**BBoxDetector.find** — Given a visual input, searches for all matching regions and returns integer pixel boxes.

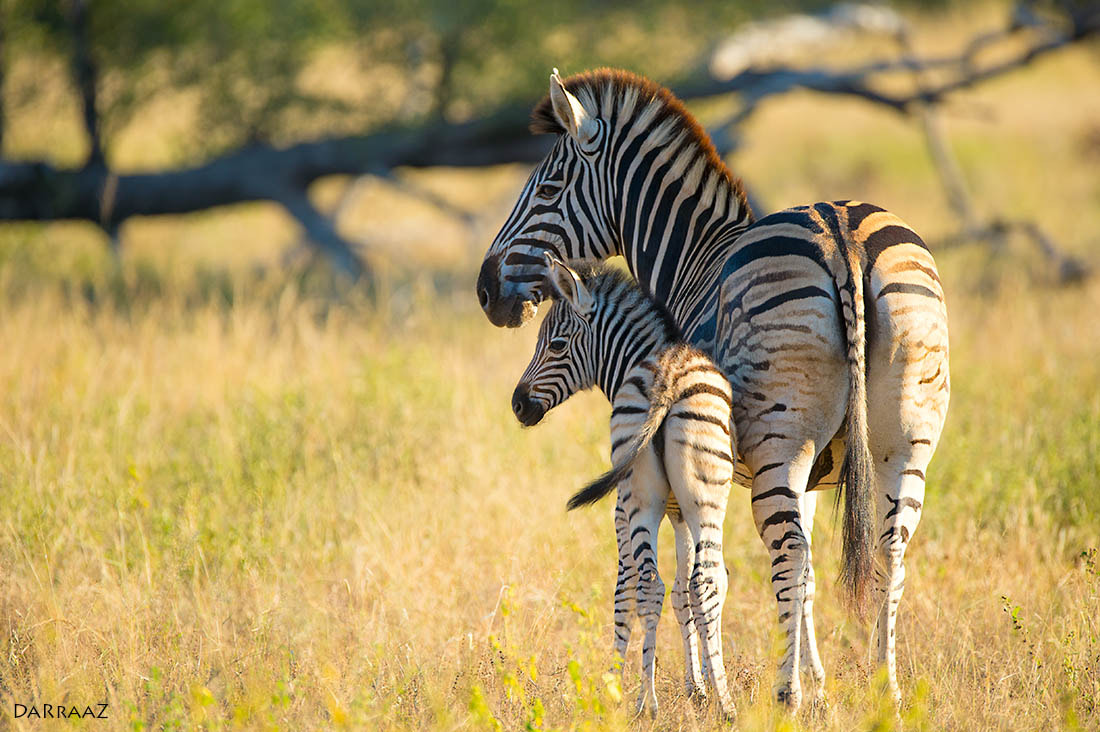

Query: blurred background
[0,1,1098,729]
[3,0,1096,288]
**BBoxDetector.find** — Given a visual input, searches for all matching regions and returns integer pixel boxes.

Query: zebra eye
[535,182,561,200]
[548,338,568,354]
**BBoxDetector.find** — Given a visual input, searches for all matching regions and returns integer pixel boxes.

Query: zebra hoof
[686,683,708,707]
[635,690,658,719]
[774,683,802,711]
[807,690,829,720]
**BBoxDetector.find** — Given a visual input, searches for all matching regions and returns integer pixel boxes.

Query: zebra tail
[566,372,676,511]
[837,247,876,617]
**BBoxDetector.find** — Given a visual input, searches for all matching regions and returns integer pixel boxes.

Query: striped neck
[575,75,755,347]
[530,70,756,348]
[612,151,753,347]
[585,275,679,399]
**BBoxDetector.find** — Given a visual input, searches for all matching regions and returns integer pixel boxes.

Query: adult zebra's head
[477,69,616,328]
[511,256,598,426]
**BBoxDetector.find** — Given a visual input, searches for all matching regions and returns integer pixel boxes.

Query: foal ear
[544,254,595,316]
[549,69,599,147]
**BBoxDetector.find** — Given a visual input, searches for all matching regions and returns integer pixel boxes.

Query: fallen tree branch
[0,113,557,277]
[688,4,1098,117]
[896,7,1091,283]
[0,107,562,216]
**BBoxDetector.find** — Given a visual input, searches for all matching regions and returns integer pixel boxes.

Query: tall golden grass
[1,5,1098,730]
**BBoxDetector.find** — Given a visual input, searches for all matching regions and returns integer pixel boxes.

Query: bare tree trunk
[67,0,104,169]
[430,30,462,122]
[895,27,982,233]
[0,1,6,155]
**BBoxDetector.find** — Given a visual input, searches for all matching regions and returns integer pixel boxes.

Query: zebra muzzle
[511,384,545,426]
[477,254,538,328]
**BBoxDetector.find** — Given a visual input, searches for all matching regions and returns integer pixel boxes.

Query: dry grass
[1,5,1099,730]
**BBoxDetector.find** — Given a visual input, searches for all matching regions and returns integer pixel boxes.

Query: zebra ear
[550,69,599,147]
[544,254,595,316]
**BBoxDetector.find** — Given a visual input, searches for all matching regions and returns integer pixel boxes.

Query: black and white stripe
[511,259,736,718]
[480,68,949,710]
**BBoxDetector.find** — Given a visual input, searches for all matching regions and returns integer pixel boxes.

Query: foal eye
[548,338,568,354]
[535,183,561,200]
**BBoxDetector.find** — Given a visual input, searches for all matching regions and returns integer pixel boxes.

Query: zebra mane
[560,262,682,344]
[529,68,749,211]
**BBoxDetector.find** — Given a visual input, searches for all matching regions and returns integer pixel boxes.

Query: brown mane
[529,68,749,211]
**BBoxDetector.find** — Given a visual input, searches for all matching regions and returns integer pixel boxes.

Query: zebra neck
[592,311,671,400]
[613,162,753,346]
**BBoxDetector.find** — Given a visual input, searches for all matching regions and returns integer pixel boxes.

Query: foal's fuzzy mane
[555,263,682,344]
[530,68,749,208]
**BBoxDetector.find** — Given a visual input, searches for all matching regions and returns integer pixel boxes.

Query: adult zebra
[477,68,949,710]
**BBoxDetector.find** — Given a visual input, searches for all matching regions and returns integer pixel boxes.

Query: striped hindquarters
[609,344,735,485]
[712,200,948,462]
[713,204,852,456]
[842,199,950,459]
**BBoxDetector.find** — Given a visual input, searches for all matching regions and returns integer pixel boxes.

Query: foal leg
[668,506,705,699]
[622,450,669,718]
[611,493,637,671]
[683,496,734,718]
[663,422,735,717]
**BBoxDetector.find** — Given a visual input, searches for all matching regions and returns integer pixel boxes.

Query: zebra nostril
[478,284,490,309]
[513,398,524,417]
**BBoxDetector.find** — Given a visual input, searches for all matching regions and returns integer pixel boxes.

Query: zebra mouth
[489,296,538,329]
[512,385,546,426]
[477,254,539,328]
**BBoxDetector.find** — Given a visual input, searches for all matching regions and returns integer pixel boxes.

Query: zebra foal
[511,256,736,718]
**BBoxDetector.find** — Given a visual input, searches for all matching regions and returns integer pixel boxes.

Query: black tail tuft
[566,463,631,510]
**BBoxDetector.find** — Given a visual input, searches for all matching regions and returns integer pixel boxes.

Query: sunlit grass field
[2,6,1099,730]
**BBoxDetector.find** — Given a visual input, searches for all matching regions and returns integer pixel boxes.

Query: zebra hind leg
[688,516,734,719]
[621,451,669,718]
[611,494,637,675]
[798,490,828,712]
[749,457,815,711]
[665,435,735,718]
[668,508,706,701]
[873,451,927,706]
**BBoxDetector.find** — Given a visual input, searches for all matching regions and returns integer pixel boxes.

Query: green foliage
[2,0,787,159]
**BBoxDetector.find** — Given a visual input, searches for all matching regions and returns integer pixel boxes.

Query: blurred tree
[0,0,1094,278]
[4,0,779,159]
[0,0,775,276]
